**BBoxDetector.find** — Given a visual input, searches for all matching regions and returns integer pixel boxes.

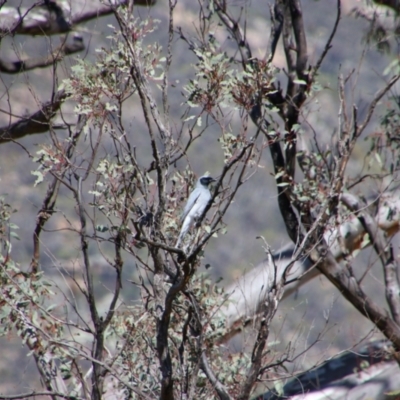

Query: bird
[176,175,216,248]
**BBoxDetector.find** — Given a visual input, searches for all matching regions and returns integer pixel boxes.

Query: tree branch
[311,0,341,79]
[357,74,400,137]
[200,352,232,400]
[342,192,400,326]
[0,0,156,36]
[0,90,67,144]
[218,188,400,340]
[72,0,157,27]
[266,133,302,245]
[0,35,84,74]
[74,176,104,400]
[238,285,283,400]
[213,0,252,69]
[289,0,308,81]
[0,391,78,400]
[30,177,61,273]
[263,339,395,398]
[267,2,284,63]
[314,246,400,350]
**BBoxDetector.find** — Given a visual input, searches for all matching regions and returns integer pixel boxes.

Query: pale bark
[0,0,156,36]
[219,188,400,336]
[0,90,66,144]
[262,340,399,400]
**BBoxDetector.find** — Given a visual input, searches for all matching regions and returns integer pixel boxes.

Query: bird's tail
[175,231,184,248]
[176,220,190,248]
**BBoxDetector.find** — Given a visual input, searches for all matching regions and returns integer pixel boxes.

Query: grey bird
[176,175,216,248]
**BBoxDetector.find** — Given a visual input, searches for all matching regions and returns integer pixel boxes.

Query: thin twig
[312,0,341,78]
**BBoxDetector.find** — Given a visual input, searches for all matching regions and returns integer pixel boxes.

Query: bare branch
[0,1,70,36]
[384,247,400,327]
[0,391,78,400]
[200,352,232,400]
[0,90,66,144]
[281,1,296,79]
[265,133,302,245]
[103,232,123,327]
[288,0,308,81]
[276,0,310,179]
[0,0,156,36]
[238,286,283,400]
[30,177,61,273]
[219,188,400,339]
[266,2,284,63]
[74,176,104,400]
[263,339,396,399]
[0,34,84,74]
[342,192,400,326]
[312,0,341,78]
[357,74,400,136]
[314,246,400,350]
[71,0,157,28]
[213,0,252,68]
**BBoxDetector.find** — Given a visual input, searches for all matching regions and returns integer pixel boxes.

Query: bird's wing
[181,188,201,222]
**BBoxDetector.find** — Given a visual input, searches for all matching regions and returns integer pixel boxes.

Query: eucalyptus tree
[0,1,399,399]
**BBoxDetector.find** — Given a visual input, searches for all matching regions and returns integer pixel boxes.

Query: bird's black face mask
[200,176,215,186]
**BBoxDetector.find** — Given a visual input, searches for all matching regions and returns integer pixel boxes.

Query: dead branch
[200,352,233,400]
[219,188,400,339]
[213,0,252,68]
[238,286,283,400]
[315,246,400,349]
[0,0,156,36]
[262,339,397,399]
[342,192,400,326]
[0,392,78,400]
[357,74,400,136]
[311,0,341,79]
[0,90,66,144]
[0,34,84,74]
[266,2,284,63]
[74,176,105,400]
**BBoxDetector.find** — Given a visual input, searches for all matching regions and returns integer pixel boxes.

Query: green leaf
[46,304,57,312]
[10,231,20,240]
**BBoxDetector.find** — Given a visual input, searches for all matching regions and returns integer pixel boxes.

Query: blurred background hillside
[0,0,399,394]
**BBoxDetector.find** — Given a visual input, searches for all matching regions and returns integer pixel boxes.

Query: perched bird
[176,175,216,248]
